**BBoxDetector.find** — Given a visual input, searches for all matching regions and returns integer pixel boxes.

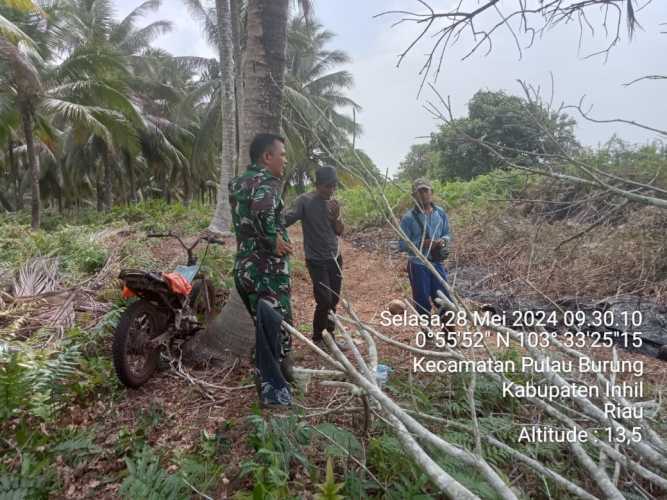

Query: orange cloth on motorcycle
[163,272,193,296]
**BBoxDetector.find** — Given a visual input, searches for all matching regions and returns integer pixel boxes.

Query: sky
[115,0,667,175]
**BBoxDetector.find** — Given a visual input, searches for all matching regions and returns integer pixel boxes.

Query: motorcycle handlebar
[147,232,225,248]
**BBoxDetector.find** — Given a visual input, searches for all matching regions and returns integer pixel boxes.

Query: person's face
[316,182,336,200]
[261,140,287,177]
[416,187,432,207]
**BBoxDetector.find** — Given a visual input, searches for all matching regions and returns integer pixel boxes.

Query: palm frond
[306,50,350,80]
[39,98,115,146]
[0,13,39,49]
[0,37,41,92]
[12,257,59,297]
[119,20,173,54]
[52,46,129,81]
[46,79,144,127]
[111,0,162,43]
[190,91,220,168]
[3,0,42,13]
[173,55,217,73]
[128,77,184,105]
[304,70,354,94]
[180,0,218,47]
[89,0,115,39]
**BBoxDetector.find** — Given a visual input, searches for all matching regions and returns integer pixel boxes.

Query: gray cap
[412,177,432,192]
[315,165,338,185]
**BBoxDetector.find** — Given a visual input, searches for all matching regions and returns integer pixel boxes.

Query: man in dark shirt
[285,166,350,351]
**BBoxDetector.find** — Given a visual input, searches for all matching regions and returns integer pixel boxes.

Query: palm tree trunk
[96,161,104,212]
[0,190,13,212]
[163,163,171,204]
[168,164,178,203]
[231,0,243,174]
[55,161,65,214]
[238,0,290,169]
[20,102,40,229]
[195,0,290,365]
[296,166,305,194]
[8,137,21,211]
[103,149,113,211]
[155,161,169,202]
[124,150,136,204]
[182,166,192,207]
[56,186,63,214]
[209,0,237,235]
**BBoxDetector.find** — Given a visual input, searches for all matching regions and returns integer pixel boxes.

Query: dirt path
[289,225,408,329]
[62,226,666,498]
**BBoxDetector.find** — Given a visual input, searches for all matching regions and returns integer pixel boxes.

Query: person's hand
[422,239,433,249]
[275,234,293,256]
[327,199,340,221]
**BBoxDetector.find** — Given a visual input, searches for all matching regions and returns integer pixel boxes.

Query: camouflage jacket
[229,164,290,276]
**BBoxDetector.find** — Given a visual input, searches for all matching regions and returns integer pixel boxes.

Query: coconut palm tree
[238,0,291,164]
[0,1,51,228]
[181,0,235,232]
[282,17,361,192]
[1,0,220,216]
[208,0,236,234]
[0,91,22,210]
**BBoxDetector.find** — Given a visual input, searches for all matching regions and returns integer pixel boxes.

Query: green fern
[174,455,222,497]
[51,434,102,467]
[0,353,31,422]
[434,451,505,500]
[239,415,315,498]
[25,344,83,419]
[119,446,186,500]
[385,474,434,500]
[0,454,53,500]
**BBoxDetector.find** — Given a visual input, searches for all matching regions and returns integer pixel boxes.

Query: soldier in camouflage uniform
[229,133,293,407]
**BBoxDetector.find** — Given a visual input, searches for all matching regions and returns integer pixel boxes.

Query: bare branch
[623,74,667,86]
[565,96,667,137]
[375,1,648,86]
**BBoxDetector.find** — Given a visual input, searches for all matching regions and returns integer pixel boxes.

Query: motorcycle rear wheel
[112,299,165,388]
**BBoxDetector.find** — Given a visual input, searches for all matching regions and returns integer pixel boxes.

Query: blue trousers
[408,260,451,316]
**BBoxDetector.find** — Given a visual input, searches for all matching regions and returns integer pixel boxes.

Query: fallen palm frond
[1,251,120,344]
[12,257,59,297]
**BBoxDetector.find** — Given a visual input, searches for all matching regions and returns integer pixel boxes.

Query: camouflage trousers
[234,260,293,356]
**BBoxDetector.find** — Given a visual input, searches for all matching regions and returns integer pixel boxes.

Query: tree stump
[182,287,255,365]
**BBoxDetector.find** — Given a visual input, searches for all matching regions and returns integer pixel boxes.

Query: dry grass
[453,203,666,303]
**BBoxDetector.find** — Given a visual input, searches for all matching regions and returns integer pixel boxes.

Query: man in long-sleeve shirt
[399,178,452,319]
[285,166,349,351]
[229,133,293,408]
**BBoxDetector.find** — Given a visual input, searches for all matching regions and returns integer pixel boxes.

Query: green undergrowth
[119,429,225,500]
[2,195,653,497]
[337,169,528,229]
[0,200,234,286]
[0,201,235,497]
